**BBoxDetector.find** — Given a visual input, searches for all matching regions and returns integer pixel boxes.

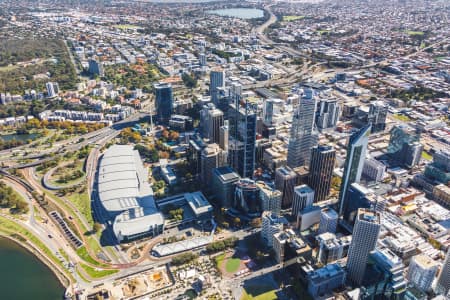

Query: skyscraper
[200,104,224,144]
[275,166,298,209]
[346,209,381,285]
[154,83,173,123]
[343,182,378,226]
[309,145,336,202]
[318,207,339,234]
[219,124,229,151]
[316,99,340,131]
[367,101,388,133]
[403,142,423,169]
[46,82,59,98]
[362,157,386,182]
[437,249,450,296]
[234,179,261,217]
[338,124,371,216]
[200,143,226,187]
[263,98,284,126]
[287,88,318,168]
[211,166,240,208]
[199,53,206,66]
[408,254,439,292]
[210,68,225,105]
[257,182,282,216]
[228,95,257,178]
[387,124,422,168]
[88,58,104,77]
[424,149,450,184]
[292,184,314,217]
[261,211,287,248]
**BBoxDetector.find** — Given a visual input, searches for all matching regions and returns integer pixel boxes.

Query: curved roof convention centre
[97,145,164,241]
[98,144,156,212]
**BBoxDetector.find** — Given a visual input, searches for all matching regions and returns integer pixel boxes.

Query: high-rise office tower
[292,184,314,217]
[263,98,284,126]
[424,149,450,185]
[275,166,298,209]
[408,254,439,292]
[316,99,340,130]
[261,211,286,248]
[338,124,371,216]
[219,123,229,151]
[346,209,381,285]
[368,247,408,299]
[46,82,59,98]
[200,104,224,144]
[309,145,336,202]
[199,53,206,66]
[403,142,423,169]
[154,83,173,123]
[343,182,378,226]
[228,94,257,178]
[387,124,422,168]
[287,88,318,169]
[368,101,388,133]
[318,207,339,234]
[88,58,104,77]
[211,166,240,207]
[362,157,386,182]
[257,182,282,216]
[317,232,349,265]
[437,249,450,296]
[200,143,226,187]
[210,68,225,105]
[234,179,261,217]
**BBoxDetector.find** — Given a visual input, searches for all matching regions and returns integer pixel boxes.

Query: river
[0,237,65,300]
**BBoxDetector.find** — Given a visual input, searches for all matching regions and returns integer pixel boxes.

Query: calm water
[0,237,65,300]
[0,133,38,142]
[207,8,264,19]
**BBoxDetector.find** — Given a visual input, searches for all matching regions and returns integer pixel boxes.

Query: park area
[282,15,305,22]
[241,278,279,300]
[215,252,248,278]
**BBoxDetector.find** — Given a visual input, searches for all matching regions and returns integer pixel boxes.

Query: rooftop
[98,144,155,212]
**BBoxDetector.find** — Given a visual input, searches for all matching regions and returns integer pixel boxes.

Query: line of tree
[205,237,238,254]
[171,252,199,266]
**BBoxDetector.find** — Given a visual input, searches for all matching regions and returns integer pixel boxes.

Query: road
[1,112,147,169]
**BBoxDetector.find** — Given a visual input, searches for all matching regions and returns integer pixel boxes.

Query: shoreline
[0,233,71,291]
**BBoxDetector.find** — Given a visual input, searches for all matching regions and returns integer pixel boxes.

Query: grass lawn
[0,65,19,72]
[241,285,277,300]
[282,15,304,22]
[79,263,118,279]
[76,245,107,267]
[113,24,139,29]
[225,257,241,273]
[406,30,424,36]
[316,29,330,35]
[68,191,93,226]
[215,253,226,267]
[392,114,411,122]
[45,191,88,233]
[50,160,85,186]
[422,151,432,161]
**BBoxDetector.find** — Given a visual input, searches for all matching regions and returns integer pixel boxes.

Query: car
[48,234,53,238]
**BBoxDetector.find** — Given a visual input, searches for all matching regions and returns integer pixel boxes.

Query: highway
[1,112,147,169]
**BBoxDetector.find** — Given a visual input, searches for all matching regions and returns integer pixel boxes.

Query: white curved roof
[98,145,155,212]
